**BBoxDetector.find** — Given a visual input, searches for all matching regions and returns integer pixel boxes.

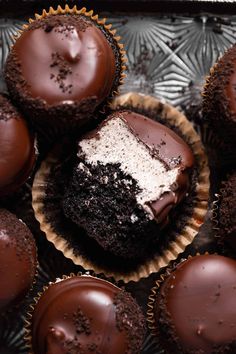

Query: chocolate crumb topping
[73,306,91,335]
[217,172,236,253]
[114,291,146,354]
[50,52,73,94]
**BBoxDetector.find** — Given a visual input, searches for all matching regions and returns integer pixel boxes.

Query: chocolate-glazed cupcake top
[0,209,37,312]
[0,95,35,196]
[9,14,116,106]
[203,44,236,142]
[154,255,236,353]
[31,276,146,354]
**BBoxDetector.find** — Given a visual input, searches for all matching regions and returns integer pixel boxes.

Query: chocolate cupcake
[147,254,236,354]
[26,275,146,354]
[0,209,37,313]
[0,94,36,197]
[32,93,209,282]
[5,5,126,137]
[213,172,236,254]
[63,110,194,259]
[202,43,236,148]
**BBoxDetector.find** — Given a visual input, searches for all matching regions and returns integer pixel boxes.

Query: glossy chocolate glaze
[13,14,116,106]
[0,95,35,196]
[0,209,37,312]
[121,111,194,223]
[155,255,236,353]
[122,111,194,169]
[32,276,145,354]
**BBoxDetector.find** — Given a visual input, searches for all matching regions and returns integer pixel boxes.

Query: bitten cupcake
[0,94,35,197]
[0,209,37,312]
[63,110,194,259]
[26,275,146,354]
[213,172,236,254]
[32,92,209,282]
[147,254,236,354]
[5,5,126,137]
[202,43,236,147]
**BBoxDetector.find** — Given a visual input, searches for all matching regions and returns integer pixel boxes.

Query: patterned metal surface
[111,15,236,108]
[0,9,235,354]
[1,15,236,109]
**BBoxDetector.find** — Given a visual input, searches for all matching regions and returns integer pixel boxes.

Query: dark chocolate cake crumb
[63,161,159,259]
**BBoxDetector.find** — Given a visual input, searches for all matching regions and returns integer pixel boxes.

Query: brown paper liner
[212,193,221,243]
[24,273,122,354]
[32,92,210,283]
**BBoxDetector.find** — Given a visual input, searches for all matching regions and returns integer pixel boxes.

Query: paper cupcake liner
[32,92,209,283]
[212,193,220,236]
[10,5,126,143]
[0,259,40,354]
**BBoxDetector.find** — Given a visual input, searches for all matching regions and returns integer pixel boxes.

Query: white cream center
[78,117,179,219]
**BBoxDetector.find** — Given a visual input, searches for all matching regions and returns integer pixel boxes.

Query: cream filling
[78,117,179,219]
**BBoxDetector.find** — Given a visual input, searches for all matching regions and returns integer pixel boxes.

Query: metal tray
[0,1,235,353]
